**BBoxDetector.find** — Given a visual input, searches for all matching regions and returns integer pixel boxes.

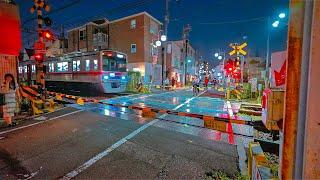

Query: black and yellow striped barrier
[47,91,252,128]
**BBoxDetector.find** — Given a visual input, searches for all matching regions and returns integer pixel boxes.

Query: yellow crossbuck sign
[229,42,247,56]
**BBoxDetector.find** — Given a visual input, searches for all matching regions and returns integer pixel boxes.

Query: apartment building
[167,40,197,84]
[66,12,163,84]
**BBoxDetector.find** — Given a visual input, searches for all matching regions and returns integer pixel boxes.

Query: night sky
[17,0,289,64]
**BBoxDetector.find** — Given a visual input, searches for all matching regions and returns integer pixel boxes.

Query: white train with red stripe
[19,50,128,95]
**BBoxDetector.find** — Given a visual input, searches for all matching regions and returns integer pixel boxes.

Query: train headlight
[121,76,126,80]
[103,75,109,80]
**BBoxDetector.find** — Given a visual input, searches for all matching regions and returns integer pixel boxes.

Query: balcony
[93,33,108,50]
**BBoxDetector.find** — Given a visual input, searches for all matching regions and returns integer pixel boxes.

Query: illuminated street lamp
[279,12,286,19]
[218,55,222,60]
[272,20,279,27]
[214,52,219,57]
[160,35,167,42]
[155,40,162,47]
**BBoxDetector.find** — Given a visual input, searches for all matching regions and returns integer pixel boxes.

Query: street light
[155,40,162,47]
[218,55,222,60]
[279,12,286,19]
[160,35,167,42]
[214,52,219,57]
[272,20,279,27]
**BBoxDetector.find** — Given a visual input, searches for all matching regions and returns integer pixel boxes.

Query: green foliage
[126,71,141,92]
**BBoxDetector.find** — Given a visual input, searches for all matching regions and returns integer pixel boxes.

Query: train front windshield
[102,53,127,72]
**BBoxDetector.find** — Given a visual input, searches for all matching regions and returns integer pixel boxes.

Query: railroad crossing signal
[229,42,247,56]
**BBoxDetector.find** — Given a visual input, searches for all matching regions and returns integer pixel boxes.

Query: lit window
[79,28,86,41]
[93,60,98,70]
[131,44,137,53]
[18,67,23,74]
[32,65,36,73]
[73,60,80,71]
[130,19,136,29]
[51,63,55,72]
[24,66,27,74]
[85,60,90,71]
[57,62,68,72]
[49,63,55,72]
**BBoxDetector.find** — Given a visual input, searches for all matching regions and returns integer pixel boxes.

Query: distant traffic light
[34,53,44,62]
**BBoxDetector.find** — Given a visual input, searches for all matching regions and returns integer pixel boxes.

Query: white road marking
[62,89,204,179]
[0,109,84,136]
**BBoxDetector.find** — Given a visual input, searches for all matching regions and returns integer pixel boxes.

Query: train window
[57,62,68,72]
[73,60,80,71]
[102,53,127,72]
[24,66,27,74]
[85,60,90,71]
[32,65,36,73]
[49,63,55,72]
[18,67,22,74]
[93,60,98,70]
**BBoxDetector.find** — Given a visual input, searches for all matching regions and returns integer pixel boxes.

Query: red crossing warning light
[224,59,235,74]
[42,30,54,40]
[34,53,44,62]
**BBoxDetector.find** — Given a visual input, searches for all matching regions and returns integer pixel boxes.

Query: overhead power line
[52,0,157,31]
[197,16,267,25]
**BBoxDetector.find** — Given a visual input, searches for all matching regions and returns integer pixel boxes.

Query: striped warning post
[248,142,274,180]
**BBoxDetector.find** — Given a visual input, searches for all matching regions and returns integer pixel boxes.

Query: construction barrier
[248,142,274,180]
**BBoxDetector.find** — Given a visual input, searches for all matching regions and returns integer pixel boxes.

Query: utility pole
[265,17,271,88]
[183,24,191,86]
[161,0,169,88]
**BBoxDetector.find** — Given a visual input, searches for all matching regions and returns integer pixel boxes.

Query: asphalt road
[0,89,253,179]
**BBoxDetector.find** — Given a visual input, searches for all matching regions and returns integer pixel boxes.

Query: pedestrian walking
[171,77,176,90]
[1,74,20,126]
[204,76,209,90]
[192,76,200,95]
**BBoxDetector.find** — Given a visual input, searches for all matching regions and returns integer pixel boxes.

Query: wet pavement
[0,88,253,179]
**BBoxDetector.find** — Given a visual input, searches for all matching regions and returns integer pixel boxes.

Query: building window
[93,60,98,70]
[57,62,68,72]
[73,60,80,71]
[32,65,36,73]
[130,19,136,29]
[131,44,137,53]
[149,21,158,34]
[85,60,90,71]
[79,28,86,41]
